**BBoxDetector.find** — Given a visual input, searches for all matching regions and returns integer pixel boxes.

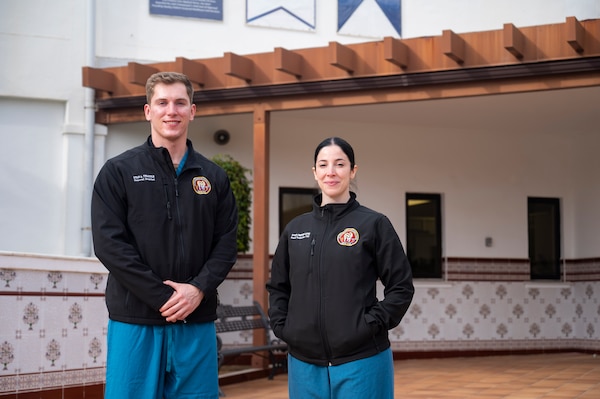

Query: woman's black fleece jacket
[267,193,414,366]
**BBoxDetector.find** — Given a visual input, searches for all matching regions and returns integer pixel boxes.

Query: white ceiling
[279,85,600,135]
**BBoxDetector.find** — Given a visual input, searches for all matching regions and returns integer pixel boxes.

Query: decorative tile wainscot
[0,252,107,395]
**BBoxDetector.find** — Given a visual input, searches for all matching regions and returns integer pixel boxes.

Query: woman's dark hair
[314,137,355,168]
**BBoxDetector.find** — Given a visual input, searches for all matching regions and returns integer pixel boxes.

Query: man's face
[144,82,196,144]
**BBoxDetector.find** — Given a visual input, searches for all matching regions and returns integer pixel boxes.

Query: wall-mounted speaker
[213,129,230,145]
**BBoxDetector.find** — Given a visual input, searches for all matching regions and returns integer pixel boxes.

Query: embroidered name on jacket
[337,228,359,246]
[132,174,156,182]
[192,176,212,194]
[290,232,311,240]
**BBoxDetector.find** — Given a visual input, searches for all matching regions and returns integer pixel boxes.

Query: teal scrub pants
[288,348,394,399]
[105,320,219,399]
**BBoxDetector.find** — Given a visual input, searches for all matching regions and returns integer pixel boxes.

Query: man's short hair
[145,72,193,104]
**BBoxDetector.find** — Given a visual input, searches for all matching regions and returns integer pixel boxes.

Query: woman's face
[313,144,357,205]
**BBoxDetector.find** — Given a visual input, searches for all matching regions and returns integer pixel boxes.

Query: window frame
[528,196,561,280]
[278,187,318,235]
[405,193,443,279]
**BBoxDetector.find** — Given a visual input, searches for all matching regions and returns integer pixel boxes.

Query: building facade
[1,0,599,396]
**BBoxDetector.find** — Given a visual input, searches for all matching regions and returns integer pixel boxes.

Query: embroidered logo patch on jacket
[337,228,359,246]
[192,176,211,194]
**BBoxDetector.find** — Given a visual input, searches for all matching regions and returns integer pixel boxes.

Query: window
[279,187,318,235]
[406,193,442,278]
[528,197,561,280]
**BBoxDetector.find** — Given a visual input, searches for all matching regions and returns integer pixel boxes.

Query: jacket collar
[313,192,359,220]
[145,136,204,172]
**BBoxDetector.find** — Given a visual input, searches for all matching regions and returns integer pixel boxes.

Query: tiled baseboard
[0,384,104,398]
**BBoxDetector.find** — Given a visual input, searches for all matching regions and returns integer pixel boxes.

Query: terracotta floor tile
[219,352,600,398]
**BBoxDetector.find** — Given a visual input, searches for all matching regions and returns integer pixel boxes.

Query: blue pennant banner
[338,0,401,37]
[246,0,316,31]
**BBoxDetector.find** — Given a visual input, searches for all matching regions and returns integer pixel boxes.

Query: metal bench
[215,301,287,395]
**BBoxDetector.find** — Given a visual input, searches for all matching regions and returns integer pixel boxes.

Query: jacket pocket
[281,315,324,359]
[365,312,382,335]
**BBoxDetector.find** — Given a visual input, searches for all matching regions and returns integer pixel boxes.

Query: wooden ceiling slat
[127,62,159,86]
[503,23,525,59]
[442,30,465,64]
[384,37,408,69]
[328,41,356,74]
[175,57,206,87]
[274,47,303,78]
[566,16,585,53]
[82,67,116,93]
[224,52,254,82]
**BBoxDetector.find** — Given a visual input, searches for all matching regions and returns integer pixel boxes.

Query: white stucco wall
[0,0,599,257]
[93,0,600,63]
[101,99,599,259]
[402,0,599,38]
[0,98,67,254]
[572,130,600,259]
[1,4,599,393]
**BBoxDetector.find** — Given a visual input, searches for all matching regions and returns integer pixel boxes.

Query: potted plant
[211,154,252,253]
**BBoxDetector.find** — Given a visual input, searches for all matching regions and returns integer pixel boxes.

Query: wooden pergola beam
[82,66,115,93]
[274,47,303,78]
[251,105,270,369]
[175,57,206,87]
[224,52,254,82]
[442,29,465,64]
[329,41,355,74]
[503,23,525,59]
[566,16,585,53]
[383,36,408,68]
[128,62,159,86]
[80,19,600,103]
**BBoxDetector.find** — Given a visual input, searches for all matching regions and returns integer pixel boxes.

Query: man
[91,72,238,399]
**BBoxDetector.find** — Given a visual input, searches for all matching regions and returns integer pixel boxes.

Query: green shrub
[211,154,252,253]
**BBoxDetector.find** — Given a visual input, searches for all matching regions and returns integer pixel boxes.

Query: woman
[267,137,414,399]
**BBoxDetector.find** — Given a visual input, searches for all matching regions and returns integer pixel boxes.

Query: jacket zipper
[163,180,172,220]
[173,177,186,279]
[317,206,333,362]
